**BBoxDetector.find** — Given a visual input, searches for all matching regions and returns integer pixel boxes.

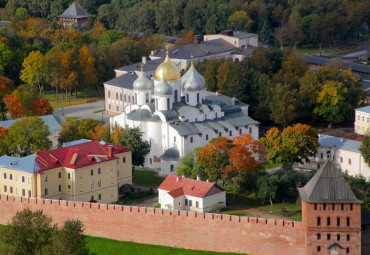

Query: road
[53,100,112,123]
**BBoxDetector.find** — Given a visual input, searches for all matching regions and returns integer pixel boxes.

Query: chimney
[182,174,185,178]
[142,56,147,64]
[176,176,179,181]
[196,175,200,181]
[340,138,344,143]
[108,145,114,158]
[206,179,209,182]
[194,35,201,44]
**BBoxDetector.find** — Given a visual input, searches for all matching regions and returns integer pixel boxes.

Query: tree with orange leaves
[29,98,53,116]
[260,123,318,169]
[79,45,97,97]
[0,76,14,120]
[0,126,7,155]
[3,94,25,119]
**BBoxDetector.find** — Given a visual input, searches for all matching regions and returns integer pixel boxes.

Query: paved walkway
[53,100,112,123]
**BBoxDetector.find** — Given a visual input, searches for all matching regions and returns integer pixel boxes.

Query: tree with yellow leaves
[20,51,47,95]
[228,10,253,32]
[314,80,352,126]
[79,45,97,97]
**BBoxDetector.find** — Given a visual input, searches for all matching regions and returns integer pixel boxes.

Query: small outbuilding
[158,175,226,212]
[57,1,91,29]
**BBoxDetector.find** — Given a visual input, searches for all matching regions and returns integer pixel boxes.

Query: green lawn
[0,225,240,255]
[220,209,251,217]
[259,202,302,221]
[116,189,157,205]
[262,161,280,170]
[133,170,165,187]
[93,109,105,114]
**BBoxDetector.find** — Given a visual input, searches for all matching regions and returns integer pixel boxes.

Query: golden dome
[154,52,181,81]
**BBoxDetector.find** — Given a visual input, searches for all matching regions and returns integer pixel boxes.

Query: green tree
[6,117,51,156]
[260,124,318,169]
[13,84,38,115]
[111,126,150,168]
[0,209,57,255]
[257,174,278,205]
[155,0,180,36]
[175,148,201,179]
[260,19,274,45]
[0,41,12,76]
[314,80,352,126]
[228,10,253,32]
[359,134,370,168]
[269,83,297,127]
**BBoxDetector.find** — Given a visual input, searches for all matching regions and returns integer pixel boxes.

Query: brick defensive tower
[299,160,362,255]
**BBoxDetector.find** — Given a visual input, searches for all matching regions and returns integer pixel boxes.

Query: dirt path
[243,208,288,220]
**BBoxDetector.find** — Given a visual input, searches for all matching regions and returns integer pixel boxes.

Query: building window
[174,136,176,142]
[58,185,62,192]
[357,115,360,121]
[317,233,321,240]
[196,201,199,208]
[321,153,323,159]
[129,95,131,103]
[367,117,369,123]
[346,248,349,254]
[185,199,188,206]
[91,181,94,189]
[186,93,189,102]
[91,169,94,176]
[10,186,13,193]
[340,157,343,163]
[190,137,193,143]
[3,173,6,179]
[174,90,178,102]
[337,234,340,241]
[98,194,102,200]
[98,180,101,187]
[317,217,321,226]
[68,173,71,179]
[28,190,31,197]
[197,93,199,103]
[317,246,321,252]
[347,217,350,227]
[44,175,48,182]
[239,129,242,135]
[362,116,364,122]
[189,200,192,207]
[146,93,149,103]
[22,176,25,182]
[341,203,344,211]
[323,203,326,210]
[314,203,317,210]
[123,157,126,163]
[348,159,351,165]
[116,93,118,100]
[68,185,71,190]
[347,234,350,241]
[116,106,119,111]
[3,185,6,192]
[134,93,137,104]
[9,174,12,180]
[150,158,152,164]
[170,165,174,171]
[22,189,25,196]
[229,131,232,136]
[327,234,331,240]
[124,94,127,102]
[350,204,353,211]
[332,203,335,210]
[58,172,62,178]
[108,91,110,98]
[327,217,330,226]
[206,134,209,140]
[249,127,252,133]
[219,132,221,136]
[337,217,340,226]
[120,94,122,101]
[45,188,48,196]
[167,98,170,109]
[91,196,94,201]
[108,104,111,110]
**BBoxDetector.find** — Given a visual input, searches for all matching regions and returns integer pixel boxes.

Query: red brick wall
[362,225,370,255]
[0,196,306,255]
[302,201,361,255]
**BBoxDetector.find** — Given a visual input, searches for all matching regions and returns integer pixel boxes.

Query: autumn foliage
[29,98,53,116]
[197,134,266,186]
[0,127,8,138]
[4,94,25,118]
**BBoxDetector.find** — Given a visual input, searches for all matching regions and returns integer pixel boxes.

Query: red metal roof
[158,175,225,198]
[35,141,131,172]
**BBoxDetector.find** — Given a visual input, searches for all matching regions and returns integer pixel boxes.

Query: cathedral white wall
[157,96,172,111]
[136,91,151,106]
[160,160,179,176]
[169,80,181,103]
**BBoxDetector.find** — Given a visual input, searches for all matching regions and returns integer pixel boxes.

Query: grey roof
[133,72,153,91]
[152,39,237,60]
[184,68,205,91]
[127,109,151,121]
[104,72,138,89]
[169,122,201,136]
[298,160,362,203]
[226,31,258,39]
[148,115,161,122]
[318,134,361,153]
[57,1,91,19]
[0,21,11,26]
[356,105,370,113]
[154,78,173,96]
[205,91,249,107]
[158,110,179,121]
[115,58,163,72]
[63,139,91,147]
[0,115,61,132]
[0,155,39,173]
[302,55,370,74]
[223,111,259,126]
[160,148,180,161]
[181,64,205,90]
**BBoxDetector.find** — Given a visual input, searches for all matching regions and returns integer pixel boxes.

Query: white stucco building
[158,174,226,212]
[300,134,370,179]
[109,53,259,175]
[354,105,370,135]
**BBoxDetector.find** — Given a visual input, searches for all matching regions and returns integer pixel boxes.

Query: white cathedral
[110,53,259,175]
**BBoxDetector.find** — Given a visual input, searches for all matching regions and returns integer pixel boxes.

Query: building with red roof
[158,175,226,212]
[0,140,132,204]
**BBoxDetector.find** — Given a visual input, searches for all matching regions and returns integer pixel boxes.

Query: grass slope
[133,170,165,187]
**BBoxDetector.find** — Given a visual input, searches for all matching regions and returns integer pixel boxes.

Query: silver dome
[184,68,205,91]
[181,63,205,90]
[154,78,173,96]
[133,72,153,91]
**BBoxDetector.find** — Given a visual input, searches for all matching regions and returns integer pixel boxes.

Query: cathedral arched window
[124,94,126,102]
[134,93,137,104]
[174,90,178,102]
[155,98,158,109]
[197,93,199,103]
[186,93,189,102]
[167,98,170,109]
[146,93,149,103]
